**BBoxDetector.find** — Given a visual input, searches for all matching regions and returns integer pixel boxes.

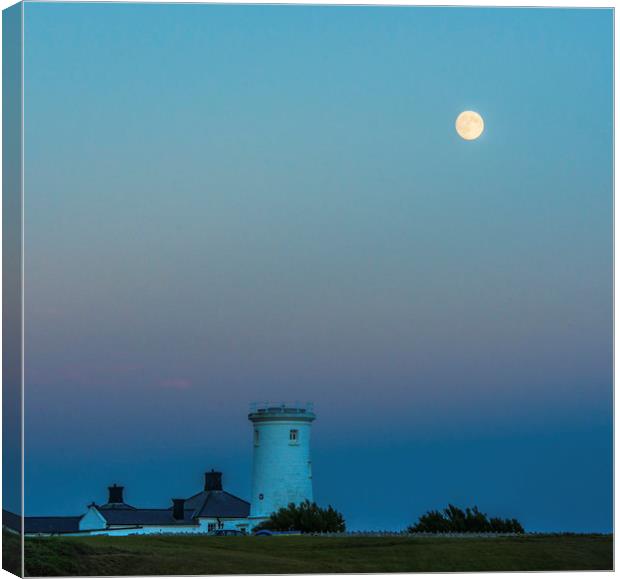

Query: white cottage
[78,472,251,536]
[5,471,251,537]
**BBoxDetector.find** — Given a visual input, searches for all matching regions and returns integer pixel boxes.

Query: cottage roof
[25,516,83,534]
[3,511,83,535]
[98,502,137,511]
[184,490,250,519]
[98,508,198,526]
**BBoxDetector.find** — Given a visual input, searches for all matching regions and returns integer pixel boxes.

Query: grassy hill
[6,531,612,576]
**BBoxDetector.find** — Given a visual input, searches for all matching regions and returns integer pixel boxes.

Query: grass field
[4,531,613,576]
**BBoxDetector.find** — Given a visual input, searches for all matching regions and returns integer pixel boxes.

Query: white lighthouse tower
[248,402,316,524]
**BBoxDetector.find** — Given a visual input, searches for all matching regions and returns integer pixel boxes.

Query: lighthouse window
[254,429,259,445]
[289,429,299,443]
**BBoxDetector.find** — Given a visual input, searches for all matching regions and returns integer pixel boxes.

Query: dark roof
[98,508,198,526]
[184,491,250,519]
[98,502,136,511]
[3,510,83,534]
[25,516,82,534]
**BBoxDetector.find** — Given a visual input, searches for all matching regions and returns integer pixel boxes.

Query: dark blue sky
[22,4,612,532]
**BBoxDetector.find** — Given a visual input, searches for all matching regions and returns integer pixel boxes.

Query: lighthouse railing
[249,401,314,414]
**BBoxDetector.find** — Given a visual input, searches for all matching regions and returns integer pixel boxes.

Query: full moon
[455,110,484,140]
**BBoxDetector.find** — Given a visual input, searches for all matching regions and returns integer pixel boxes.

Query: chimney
[107,484,124,504]
[172,498,185,520]
[204,470,223,491]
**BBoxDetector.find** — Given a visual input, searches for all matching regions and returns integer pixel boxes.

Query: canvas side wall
[2,2,24,577]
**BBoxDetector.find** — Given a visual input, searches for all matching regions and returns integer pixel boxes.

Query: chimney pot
[172,498,185,520]
[107,484,124,504]
[204,470,223,491]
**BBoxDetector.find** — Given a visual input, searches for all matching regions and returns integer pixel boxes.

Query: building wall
[196,517,250,533]
[73,514,251,536]
[250,417,313,519]
[79,507,107,531]
[102,524,200,536]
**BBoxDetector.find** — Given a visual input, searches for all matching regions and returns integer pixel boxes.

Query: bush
[408,504,524,534]
[255,500,346,533]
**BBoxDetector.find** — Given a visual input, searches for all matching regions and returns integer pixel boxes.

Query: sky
[20,3,612,532]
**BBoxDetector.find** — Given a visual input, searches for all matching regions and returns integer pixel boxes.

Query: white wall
[72,514,252,536]
[197,517,250,533]
[102,524,202,536]
[250,417,314,518]
[79,507,106,531]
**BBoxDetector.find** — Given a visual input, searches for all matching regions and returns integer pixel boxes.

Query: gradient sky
[22,3,612,532]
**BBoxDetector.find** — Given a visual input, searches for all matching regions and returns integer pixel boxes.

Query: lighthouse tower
[248,402,316,523]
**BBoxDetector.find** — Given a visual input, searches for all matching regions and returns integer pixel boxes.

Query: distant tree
[255,500,345,533]
[407,504,524,534]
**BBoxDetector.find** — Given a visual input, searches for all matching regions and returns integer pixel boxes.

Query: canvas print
[2,2,613,576]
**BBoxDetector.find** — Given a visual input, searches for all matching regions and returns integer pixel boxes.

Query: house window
[218,521,224,529]
[254,429,260,445]
[289,429,299,443]
[208,523,216,532]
